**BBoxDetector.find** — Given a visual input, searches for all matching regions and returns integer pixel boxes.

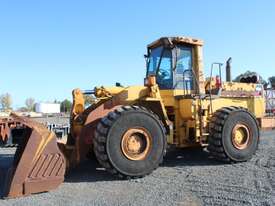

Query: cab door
[174,45,194,92]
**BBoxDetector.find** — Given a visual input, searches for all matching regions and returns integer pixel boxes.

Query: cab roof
[147,36,204,49]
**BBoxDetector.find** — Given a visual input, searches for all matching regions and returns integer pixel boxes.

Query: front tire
[93,106,166,178]
[208,107,259,162]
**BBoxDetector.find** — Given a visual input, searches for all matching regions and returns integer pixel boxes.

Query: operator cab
[146,37,204,92]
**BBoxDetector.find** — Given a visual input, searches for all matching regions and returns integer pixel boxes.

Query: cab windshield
[147,46,173,89]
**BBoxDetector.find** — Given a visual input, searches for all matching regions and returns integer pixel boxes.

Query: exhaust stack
[226,57,232,82]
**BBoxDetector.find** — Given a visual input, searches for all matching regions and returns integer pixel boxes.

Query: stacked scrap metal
[239,73,260,83]
[265,89,275,115]
[46,123,69,139]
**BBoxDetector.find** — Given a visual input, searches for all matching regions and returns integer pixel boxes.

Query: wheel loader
[1,36,274,198]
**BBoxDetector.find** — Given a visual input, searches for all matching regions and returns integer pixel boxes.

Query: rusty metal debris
[0,117,24,146]
[0,114,66,199]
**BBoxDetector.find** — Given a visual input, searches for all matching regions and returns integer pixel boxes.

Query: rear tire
[208,107,259,162]
[93,105,166,178]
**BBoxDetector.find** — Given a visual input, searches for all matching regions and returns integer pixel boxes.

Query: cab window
[147,46,163,76]
[174,46,193,90]
[156,49,173,89]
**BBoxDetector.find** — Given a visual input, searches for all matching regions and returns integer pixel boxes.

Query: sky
[0,0,275,108]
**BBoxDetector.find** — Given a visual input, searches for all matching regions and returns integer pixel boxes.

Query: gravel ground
[0,131,275,206]
[31,116,69,125]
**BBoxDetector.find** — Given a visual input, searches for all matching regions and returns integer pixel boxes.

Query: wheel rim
[121,127,152,161]
[231,124,251,150]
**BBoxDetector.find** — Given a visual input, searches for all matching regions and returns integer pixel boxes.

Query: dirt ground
[0,131,274,206]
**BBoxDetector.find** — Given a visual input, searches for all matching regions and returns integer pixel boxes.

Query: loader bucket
[0,115,66,199]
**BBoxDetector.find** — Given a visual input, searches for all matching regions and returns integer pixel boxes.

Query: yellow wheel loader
[1,36,274,198]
